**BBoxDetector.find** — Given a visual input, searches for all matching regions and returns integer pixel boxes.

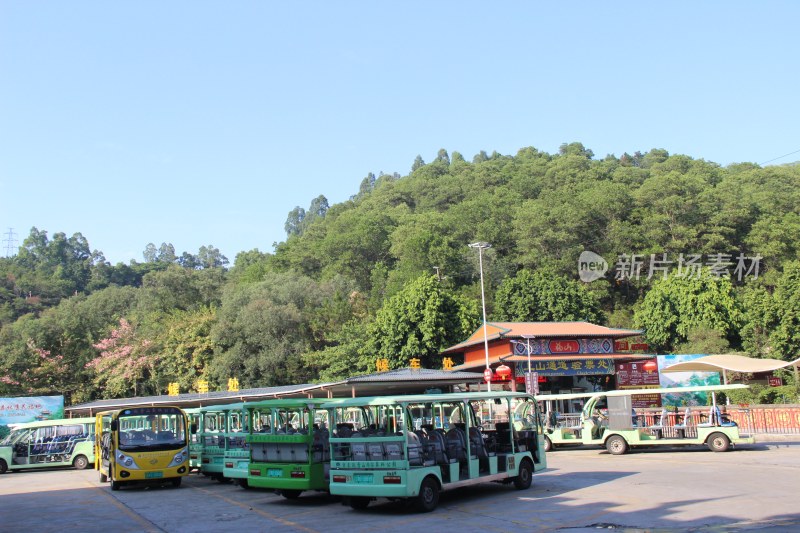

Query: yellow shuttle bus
[326,391,547,512]
[95,406,191,490]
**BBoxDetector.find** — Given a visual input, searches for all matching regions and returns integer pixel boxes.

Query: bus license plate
[145,471,163,479]
[267,469,283,478]
[353,473,373,484]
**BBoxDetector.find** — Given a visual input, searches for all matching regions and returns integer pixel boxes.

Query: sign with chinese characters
[616,361,661,388]
[616,361,662,408]
[614,341,629,351]
[768,376,783,387]
[512,338,615,356]
[376,358,389,372]
[196,380,209,394]
[549,340,580,354]
[0,396,64,425]
[442,357,454,370]
[227,377,240,392]
[514,359,615,376]
[168,382,180,396]
[524,371,539,395]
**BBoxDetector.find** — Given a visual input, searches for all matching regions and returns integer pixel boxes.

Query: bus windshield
[117,409,187,452]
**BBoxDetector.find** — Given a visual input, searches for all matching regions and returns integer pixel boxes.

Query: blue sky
[1,2,798,264]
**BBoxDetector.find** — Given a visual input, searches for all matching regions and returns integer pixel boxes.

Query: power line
[760,148,800,166]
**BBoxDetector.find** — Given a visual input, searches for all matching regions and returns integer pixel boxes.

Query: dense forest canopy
[3,143,800,404]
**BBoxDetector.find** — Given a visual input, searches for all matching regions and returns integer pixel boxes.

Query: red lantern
[496,364,512,381]
[643,360,658,373]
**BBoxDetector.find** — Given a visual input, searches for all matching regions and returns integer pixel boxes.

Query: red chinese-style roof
[441,321,642,355]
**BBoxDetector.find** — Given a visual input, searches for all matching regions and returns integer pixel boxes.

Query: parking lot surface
[2,442,799,532]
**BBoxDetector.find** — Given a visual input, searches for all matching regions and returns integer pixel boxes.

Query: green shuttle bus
[325,391,547,512]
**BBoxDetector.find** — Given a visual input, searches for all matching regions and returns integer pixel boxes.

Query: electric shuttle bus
[533,384,754,455]
[95,406,191,490]
[246,398,337,498]
[325,391,547,512]
[0,417,95,474]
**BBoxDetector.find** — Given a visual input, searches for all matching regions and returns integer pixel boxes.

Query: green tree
[769,262,800,360]
[369,275,479,370]
[633,270,743,352]
[493,269,604,323]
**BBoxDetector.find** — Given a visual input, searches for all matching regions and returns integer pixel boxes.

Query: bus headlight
[168,448,188,467]
[116,452,140,470]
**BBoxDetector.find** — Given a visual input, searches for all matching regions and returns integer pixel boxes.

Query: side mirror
[110,420,118,431]
[191,423,198,434]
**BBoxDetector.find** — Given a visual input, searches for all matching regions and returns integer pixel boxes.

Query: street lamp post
[469,242,492,392]
[521,334,535,395]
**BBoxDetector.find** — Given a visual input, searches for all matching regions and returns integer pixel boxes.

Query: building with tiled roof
[440,321,654,395]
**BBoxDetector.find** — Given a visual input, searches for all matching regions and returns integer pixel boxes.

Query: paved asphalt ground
[1,440,799,532]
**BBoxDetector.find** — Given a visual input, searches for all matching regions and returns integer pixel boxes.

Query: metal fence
[637,405,800,435]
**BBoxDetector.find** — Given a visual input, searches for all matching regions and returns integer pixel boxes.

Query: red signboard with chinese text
[548,340,580,354]
[768,376,783,387]
[630,343,649,351]
[616,361,661,408]
[614,340,629,351]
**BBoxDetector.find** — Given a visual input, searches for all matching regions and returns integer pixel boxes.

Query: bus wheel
[171,477,182,488]
[238,478,250,489]
[543,436,553,453]
[110,478,122,491]
[0,459,7,474]
[513,458,533,490]
[708,432,731,452]
[606,435,628,455]
[414,476,440,512]
[73,455,89,470]
[348,496,371,510]
[282,490,302,499]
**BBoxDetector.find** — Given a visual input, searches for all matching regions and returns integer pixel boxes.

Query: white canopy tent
[661,353,800,385]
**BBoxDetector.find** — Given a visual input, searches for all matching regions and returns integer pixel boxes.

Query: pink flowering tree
[86,318,158,397]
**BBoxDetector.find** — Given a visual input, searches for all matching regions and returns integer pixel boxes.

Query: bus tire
[543,435,553,453]
[171,477,182,488]
[0,459,7,474]
[73,455,89,470]
[513,458,533,490]
[282,489,302,499]
[708,432,731,452]
[606,435,628,455]
[348,496,371,510]
[414,476,440,512]
[238,478,250,489]
[110,478,121,491]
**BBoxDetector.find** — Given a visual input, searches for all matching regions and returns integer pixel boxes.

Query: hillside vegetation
[2,143,800,404]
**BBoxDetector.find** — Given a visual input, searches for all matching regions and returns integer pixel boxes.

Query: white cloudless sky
[1,1,798,264]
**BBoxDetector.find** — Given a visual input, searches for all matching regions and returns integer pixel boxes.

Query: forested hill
[3,143,800,405]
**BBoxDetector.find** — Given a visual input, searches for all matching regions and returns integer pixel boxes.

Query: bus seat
[468,427,488,460]
[335,424,353,438]
[351,441,367,461]
[367,442,385,461]
[386,441,404,462]
[445,427,467,462]
[425,429,449,464]
[405,431,423,465]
